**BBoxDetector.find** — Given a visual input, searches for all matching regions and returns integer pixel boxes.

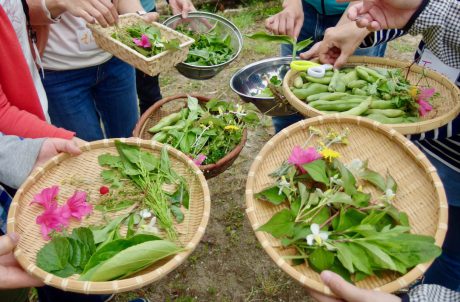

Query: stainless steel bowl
[163,12,243,80]
[230,57,298,116]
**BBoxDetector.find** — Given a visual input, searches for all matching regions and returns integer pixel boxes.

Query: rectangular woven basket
[87,14,195,76]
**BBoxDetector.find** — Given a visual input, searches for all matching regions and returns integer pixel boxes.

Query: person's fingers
[142,12,159,23]
[356,17,370,29]
[369,20,382,31]
[270,16,280,35]
[321,271,367,301]
[181,2,192,18]
[0,234,18,256]
[0,252,20,267]
[52,139,82,156]
[278,15,287,36]
[0,266,44,289]
[347,3,361,20]
[91,0,117,26]
[293,18,303,39]
[286,15,295,37]
[308,289,343,302]
[334,52,350,68]
[300,42,321,59]
[85,5,108,27]
[78,9,97,24]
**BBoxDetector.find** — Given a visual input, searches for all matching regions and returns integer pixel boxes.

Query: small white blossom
[277,176,290,195]
[140,216,159,234]
[139,209,152,219]
[306,224,329,246]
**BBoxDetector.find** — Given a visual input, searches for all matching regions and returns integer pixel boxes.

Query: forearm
[117,0,144,14]
[282,0,301,8]
[0,134,44,189]
[27,0,61,25]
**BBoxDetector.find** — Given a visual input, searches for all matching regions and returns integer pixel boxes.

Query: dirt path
[114,5,420,302]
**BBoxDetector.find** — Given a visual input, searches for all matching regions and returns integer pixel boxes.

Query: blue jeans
[418,152,460,291]
[273,1,387,133]
[37,286,111,302]
[42,57,139,141]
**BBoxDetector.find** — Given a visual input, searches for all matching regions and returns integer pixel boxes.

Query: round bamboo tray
[87,14,195,77]
[283,56,460,135]
[133,94,248,179]
[245,115,448,295]
[7,138,211,294]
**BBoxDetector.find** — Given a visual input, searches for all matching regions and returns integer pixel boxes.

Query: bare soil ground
[111,4,421,302]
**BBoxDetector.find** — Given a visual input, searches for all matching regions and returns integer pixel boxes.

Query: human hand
[265,0,304,38]
[345,0,423,31]
[169,0,197,18]
[59,0,119,27]
[308,271,401,302]
[33,138,82,170]
[0,234,43,289]
[141,12,160,23]
[300,22,368,68]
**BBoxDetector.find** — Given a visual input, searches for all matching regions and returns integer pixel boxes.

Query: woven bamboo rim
[283,56,460,135]
[87,14,195,77]
[133,94,248,179]
[7,138,211,294]
[246,115,448,295]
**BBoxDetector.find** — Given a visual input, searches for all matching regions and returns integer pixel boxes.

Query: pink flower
[30,186,59,209]
[288,146,322,173]
[192,154,207,166]
[133,34,151,48]
[418,99,433,116]
[418,87,435,102]
[61,191,93,221]
[36,204,69,240]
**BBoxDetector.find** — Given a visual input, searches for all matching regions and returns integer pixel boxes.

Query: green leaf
[361,169,386,191]
[351,192,370,207]
[80,240,182,281]
[246,32,295,45]
[335,242,355,273]
[334,208,367,232]
[281,224,311,246]
[98,154,122,168]
[171,205,184,223]
[354,241,397,271]
[255,186,287,205]
[310,206,330,225]
[91,214,128,244]
[37,237,70,272]
[257,209,296,238]
[334,160,357,195]
[329,258,352,283]
[347,243,373,275]
[328,192,354,206]
[302,160,329,185]
[294,37,313,52]
[308,248,335,272]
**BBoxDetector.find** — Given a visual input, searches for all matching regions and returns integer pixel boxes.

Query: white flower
[140,216,159,234]
[384,189,396,202]
[306,223,329,246]
[139,209,152,219]
[277,176,290,195]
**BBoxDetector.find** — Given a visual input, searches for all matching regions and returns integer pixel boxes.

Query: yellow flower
[409,86,418,99]
[224,125,240,131]
[320,148,340,162]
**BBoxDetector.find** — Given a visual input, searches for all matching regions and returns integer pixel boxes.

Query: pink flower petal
[133,37,142,47]
[30,186,59,209]
[288,146,322,173]
[140,34,151,48]
[418,88,435,102]
[193,154,207,166]
[418,99,433,116]
[36,204,69,240]
[65,191,92,220]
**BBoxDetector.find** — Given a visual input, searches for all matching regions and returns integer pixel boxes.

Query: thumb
[0,233,19,256]
[53,139,82,156]
[333,52,350,69]
[142,12,159,23]
[300,42,320,59]
[321,271,366,301]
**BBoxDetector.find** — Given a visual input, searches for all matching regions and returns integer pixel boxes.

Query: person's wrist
[402,0,429,31]
[282,0,301,9]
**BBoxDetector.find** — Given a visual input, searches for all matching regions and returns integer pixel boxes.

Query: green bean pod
[152,131,168,143]
[307,92,349,102]
[369,100,397,109]
[339,99,371,116]
[292,84,329,100]
[352,88,368,96]
[365,109,405,118]
[358,66,387,81]
[365,113,406,124]
[294,76,304,88]
[340,70,358,86]
[148,111,183,133]
[356,67,374,83]
[309,100,362,111]
[347,80,368,89]
[334,75,347,92]
[305,76,332,85]
[328,69,340,92]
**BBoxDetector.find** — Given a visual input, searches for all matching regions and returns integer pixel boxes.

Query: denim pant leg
[418,152,460,291]
[136,70,162,115]
[42,67,105,141]
[37,285,111,302]
[92,57,139,138]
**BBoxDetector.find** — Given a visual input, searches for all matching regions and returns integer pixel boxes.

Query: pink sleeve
[0,85,75,139]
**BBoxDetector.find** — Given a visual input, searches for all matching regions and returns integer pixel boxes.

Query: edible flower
[288,146,322,173]
[192,154,207,166]
[409,86,418,99]
[61,191,92,221]
[224,125,240,131]
[306,223,329,246]
[418,99,433,116]
[30,186,59,209]
[139,209,152,219]
[36,204,69,240]
[140,216,160,234]
[133,34,151,48]
[320,147,340,162]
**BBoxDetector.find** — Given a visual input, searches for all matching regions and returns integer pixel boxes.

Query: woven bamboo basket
[87,14,195,76]
[133,94,248,179]
[283,56,460,135]
[246,115,448,295]
[7,138,211,294]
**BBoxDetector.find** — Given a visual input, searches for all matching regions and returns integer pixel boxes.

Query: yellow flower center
[320,148,340,162]
[409,86,419,99]
[224,125,240,131]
